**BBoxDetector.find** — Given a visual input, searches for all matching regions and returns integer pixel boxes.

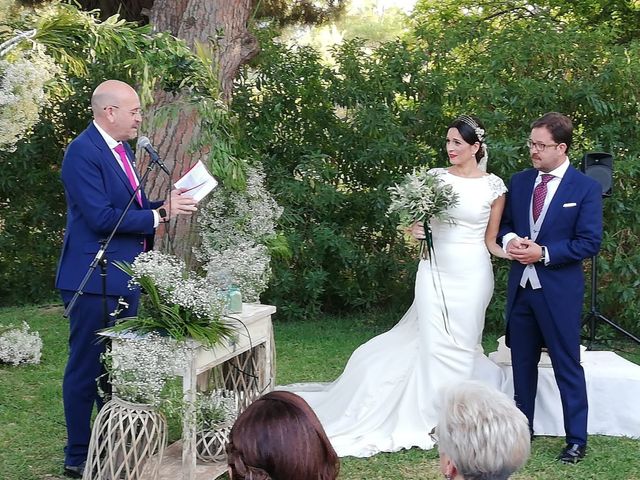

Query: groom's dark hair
[531,112,573,152]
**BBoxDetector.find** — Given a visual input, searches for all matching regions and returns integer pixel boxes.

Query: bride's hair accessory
[457,115,485,143]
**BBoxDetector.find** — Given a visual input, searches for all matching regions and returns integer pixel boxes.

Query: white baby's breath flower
[104,333,189,406]
[205,243,271,303]
[197,389,238,429]
[130,250,185,292]
[0,322,43,365]
[126,251,227,325]
[196,165,282,302]
[0,47,60,151]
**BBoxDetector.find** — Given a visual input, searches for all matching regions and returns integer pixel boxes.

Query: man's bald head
[91,80,137,116]
[91,80,142,141]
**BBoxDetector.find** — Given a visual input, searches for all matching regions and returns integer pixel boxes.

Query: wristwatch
[157,207,168,223]
[539,246,547,263]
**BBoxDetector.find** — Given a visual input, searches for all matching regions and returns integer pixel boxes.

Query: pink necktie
[532,174,554,222]
[114,143,142,206]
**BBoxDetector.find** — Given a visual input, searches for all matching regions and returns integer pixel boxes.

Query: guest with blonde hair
[434,381,531,480]
[226,391,339,480]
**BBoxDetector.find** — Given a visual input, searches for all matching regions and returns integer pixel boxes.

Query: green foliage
[0,98,71,305]
[278,0,411,53]
[235,3,640,334]
[256,0,347,27]
[0,3,242,305]
[410,0,640,332]
[233,38,443,320]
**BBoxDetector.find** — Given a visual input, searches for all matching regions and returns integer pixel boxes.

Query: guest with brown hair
[226,391,339,480]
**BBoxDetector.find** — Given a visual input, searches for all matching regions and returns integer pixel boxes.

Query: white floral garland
[102,332,189,406]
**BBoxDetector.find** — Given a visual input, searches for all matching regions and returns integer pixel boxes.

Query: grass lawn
[1,304,639,479]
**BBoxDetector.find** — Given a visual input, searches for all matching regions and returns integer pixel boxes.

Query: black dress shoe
[557,443,586,464]
[64,461,86,478]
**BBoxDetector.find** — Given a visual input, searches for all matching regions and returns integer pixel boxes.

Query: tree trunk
[140,0,259,265]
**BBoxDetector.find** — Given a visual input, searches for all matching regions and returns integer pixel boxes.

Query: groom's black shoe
[63,461,86,478]
[557,444,586,464]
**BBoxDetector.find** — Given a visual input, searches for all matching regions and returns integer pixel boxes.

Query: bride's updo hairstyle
[226,391,340,480]
[449,115,487,164]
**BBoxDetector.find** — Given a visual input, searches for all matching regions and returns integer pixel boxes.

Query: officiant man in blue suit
[499,112,602,464]
[55,79,197,477]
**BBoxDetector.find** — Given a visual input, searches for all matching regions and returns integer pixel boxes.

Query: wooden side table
[108,303,277,480]
[179,303,277,480]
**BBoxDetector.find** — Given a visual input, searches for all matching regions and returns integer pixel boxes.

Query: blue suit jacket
[500,165,603,322]
[55,123,163,296]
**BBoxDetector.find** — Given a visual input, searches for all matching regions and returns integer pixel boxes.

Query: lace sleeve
[487,174,507,201]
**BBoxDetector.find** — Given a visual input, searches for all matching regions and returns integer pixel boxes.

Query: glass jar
[226,285,242,314]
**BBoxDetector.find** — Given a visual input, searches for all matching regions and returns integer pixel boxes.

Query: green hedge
[233,8,640,334]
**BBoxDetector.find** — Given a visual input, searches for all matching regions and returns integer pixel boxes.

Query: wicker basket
[83,397,167,480]
[195,421,234,463]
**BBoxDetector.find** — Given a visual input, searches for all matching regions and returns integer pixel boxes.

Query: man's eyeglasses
[429,426,438,446]
[526,139,560,152]
[104,105,143,117]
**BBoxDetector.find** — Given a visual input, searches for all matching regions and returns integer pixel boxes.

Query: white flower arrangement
[0,46,60,151]
[101,332,189,407]
[108,251,233,347]
[197,165,283,302]
[204,242,272,303]
[0,321,43,365]
[196,389,238,430]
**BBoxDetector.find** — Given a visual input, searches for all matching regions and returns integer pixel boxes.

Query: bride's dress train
[288,169,508,457]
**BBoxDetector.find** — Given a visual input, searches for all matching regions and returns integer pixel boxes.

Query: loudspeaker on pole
[581,152,613,197]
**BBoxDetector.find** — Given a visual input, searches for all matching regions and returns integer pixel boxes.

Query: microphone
[137,136,171,176]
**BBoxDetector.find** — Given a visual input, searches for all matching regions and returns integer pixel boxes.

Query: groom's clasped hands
[506,236,544,265]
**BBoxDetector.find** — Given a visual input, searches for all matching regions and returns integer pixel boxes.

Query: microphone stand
[63,157,162,324]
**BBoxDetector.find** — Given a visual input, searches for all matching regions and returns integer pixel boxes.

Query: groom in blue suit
[500,112,602,464]
[55,80,197,477]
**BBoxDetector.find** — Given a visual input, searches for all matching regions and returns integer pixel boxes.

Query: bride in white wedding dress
[289,116,509,457]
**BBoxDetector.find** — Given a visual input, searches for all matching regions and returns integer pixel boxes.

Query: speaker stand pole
[584,254,640,350]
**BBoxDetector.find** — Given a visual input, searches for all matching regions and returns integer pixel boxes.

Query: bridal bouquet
[387,167,459,260]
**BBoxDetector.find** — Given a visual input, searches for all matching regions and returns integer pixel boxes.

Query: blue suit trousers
[60,289,139,466]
